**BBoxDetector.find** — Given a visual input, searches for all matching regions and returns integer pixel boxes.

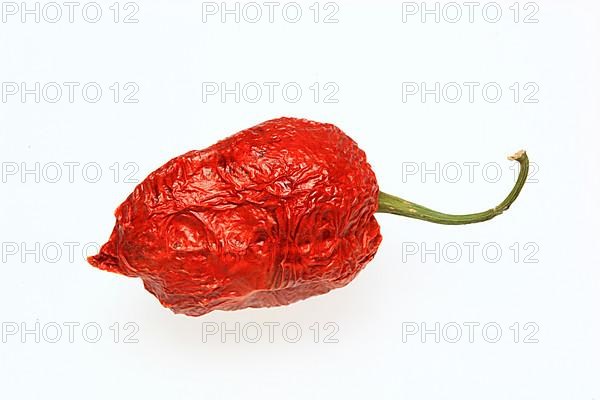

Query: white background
[1,0,599,399]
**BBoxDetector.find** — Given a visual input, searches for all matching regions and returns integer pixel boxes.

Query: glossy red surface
[89,117,382,316]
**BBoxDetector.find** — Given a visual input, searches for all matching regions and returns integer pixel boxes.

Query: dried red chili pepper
[89,117,529,316]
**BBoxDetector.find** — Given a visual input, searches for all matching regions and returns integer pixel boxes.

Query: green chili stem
[376,150,529,225]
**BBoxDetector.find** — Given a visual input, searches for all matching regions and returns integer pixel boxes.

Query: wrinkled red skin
[89,117,382,316]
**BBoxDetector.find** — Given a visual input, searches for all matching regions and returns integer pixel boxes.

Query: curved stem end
[377,150,529,225]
